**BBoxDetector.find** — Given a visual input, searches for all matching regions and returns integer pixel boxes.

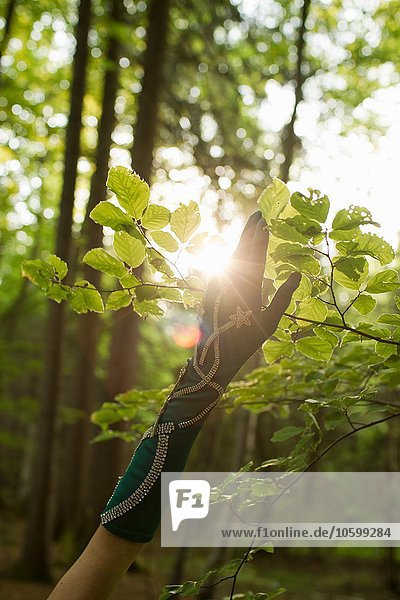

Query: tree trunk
[20,0,91,581]
[0,0,17,72]
[130,0,172,178]
[56,0,124,544]
[83,0,172,539]
[279,0,311,183]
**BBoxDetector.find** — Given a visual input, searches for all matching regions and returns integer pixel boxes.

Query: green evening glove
[100,211,300,542]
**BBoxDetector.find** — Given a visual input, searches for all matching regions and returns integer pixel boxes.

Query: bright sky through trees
[108,0,400,273]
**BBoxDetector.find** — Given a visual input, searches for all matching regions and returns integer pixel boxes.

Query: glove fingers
[260,272,301,335]
[249,218,269,286]
[225,211,264,300]
[231,211,262,261]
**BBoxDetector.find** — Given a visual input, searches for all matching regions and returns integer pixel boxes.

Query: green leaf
[281,253,321,277]
[329,227,362,242]
[297,298,328,323]
[274,251,320,278]
[182,288,203,308]
[150,231,179,253]
[119,272,142,288]
[106,290,132,310]
[149,256,175,277]
[271,220,309,244]
[45,284,70,303]
[70,280,104,314]
[271,426,304,443]
[314,326,339,347]
[291,190,329,223]
[133,298,164,317]
[178,580,202,596]
[332,205,379,231]
[47,254,68,280]
[351,233,394,265]
[375,341,398,359]
[257,178,290,223]
[352,294,376,315]
[107,166,149,219]
[91,406,121,429]
[83,248,126,278]
[251,480,280,497]
[170,201,200,243]
[141,204,170,230]
[135,285,160,302]
[365,269,400,294]
[333,259,368,290]
[296,336,333,362]
[21,259,54,291]
[292,274,312,301]
[89,201,133,230]
[354,321,390,339]
[271,242,311,262]
[324,410,345,431]
[158,287,182,302]
[334,256,367,281]
[285,214,322,238]
[113,231,146,267]
[377,314,400,325]
[159,588,176,600]
[263,340,294,363]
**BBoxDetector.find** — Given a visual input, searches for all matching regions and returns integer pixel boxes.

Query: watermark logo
[162,472,400,547]
[169,479,210,531]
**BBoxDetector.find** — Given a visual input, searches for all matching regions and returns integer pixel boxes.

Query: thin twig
[283,312,400,346]
[53,280,206,294]
[342,290,362,316]
[305,411,400,472]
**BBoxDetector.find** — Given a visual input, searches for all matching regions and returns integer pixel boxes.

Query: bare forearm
[47,526,143,600]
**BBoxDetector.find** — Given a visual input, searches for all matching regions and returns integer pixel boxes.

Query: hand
[195,210,301,390]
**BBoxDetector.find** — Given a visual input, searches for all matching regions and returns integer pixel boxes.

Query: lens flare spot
[171,324,201,348]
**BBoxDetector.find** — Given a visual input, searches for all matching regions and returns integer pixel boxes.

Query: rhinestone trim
[101,293,253,523]
[100,433,170,524]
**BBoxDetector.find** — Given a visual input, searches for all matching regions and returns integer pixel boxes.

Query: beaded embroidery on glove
[100,288,253,525]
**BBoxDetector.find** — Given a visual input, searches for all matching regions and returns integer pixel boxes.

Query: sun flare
[189,239,231,276]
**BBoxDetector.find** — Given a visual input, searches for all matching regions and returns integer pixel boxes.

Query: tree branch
[283,312,400,347]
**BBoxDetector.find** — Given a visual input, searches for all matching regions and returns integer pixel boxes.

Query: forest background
[1,0,400,598]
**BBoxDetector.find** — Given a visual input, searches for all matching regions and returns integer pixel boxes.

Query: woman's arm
[48,526,142,599]
[48,212,300,599]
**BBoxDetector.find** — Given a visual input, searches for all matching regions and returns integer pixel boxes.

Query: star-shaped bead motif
[229,306,252,328]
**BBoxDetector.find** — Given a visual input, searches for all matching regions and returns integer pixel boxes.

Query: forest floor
[1,515,400,600]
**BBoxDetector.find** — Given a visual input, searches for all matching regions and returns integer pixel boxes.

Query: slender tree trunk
[56,0,123,543]
[130,0,172,178]
[83,0,172,539]
[279,0,311,183]
[1,207,43,340]
[0,0,17,71]
[20,0,91,580]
